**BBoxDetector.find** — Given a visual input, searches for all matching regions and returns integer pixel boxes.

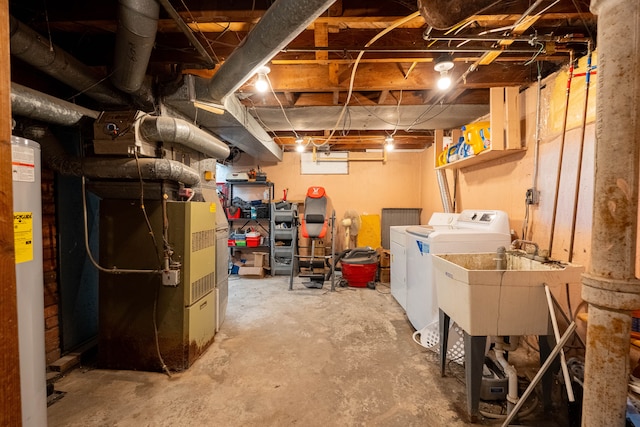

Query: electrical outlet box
[162,269,180,287]
[526,188,540,205]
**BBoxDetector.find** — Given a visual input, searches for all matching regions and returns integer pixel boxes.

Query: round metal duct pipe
[112,0,159,94]
[11,83,100,126]
[25,125,201,186]
[417,0,499,29]
[80,157,200,185]
[9,16,128,106]
[208,0,335,101]
[138,116,230,160]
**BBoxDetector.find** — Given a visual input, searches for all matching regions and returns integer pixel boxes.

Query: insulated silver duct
[79,158,200,185]
[25,126,200,186]
[11,83,100,126]
[435,169,454,213]
[417,0,500,29]
[9,16,128,106]
[139,116,231,160]
[112,0,160,94]
[208,0,336,101]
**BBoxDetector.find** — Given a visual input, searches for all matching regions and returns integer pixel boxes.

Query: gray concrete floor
[47,275,568,426]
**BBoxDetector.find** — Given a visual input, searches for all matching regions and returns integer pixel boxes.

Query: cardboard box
[378,248,391,268]
[238,266,265,277]
[252,252,268,268]
[379,267,390,283]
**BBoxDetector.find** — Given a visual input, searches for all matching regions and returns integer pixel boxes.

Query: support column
[582,0,640,425]
[0,0,23,425]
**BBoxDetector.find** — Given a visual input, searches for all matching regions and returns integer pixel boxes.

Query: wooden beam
[478,15,541,65]
[314,22,328,62]
[378,90,390,104]
[0,0,23,424]
[42,12,592,35]
[332,91,340,105]
[283,91,298,106]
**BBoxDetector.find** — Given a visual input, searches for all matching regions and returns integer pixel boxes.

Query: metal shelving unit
[226,181,274,263]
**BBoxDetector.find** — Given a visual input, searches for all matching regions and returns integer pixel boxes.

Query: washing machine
[405,210,510,331]
[390,213,459,310]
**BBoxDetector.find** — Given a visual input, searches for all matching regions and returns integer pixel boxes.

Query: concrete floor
[48,275,569,426]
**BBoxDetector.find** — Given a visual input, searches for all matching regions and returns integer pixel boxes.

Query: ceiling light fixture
[255,66,271,93]
[434,54,454,90]
[385,135,395,151]
[296,144,305,153]
[295,135,305,152]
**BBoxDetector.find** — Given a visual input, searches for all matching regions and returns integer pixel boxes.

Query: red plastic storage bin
[246,236,261,247]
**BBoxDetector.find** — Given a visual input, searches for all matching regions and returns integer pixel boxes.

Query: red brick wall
[41,167,60,364]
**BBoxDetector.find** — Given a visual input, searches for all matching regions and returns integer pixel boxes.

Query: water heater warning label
[12,145,35,182]
[14,212,33,264]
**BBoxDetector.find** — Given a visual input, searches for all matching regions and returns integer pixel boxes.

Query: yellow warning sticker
[209,202,216,213]
[14,212,33,264]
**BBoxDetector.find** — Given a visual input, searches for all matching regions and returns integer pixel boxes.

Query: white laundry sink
[432,252,584,336]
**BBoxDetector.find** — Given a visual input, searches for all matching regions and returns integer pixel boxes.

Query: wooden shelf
[436,146,524,170]
[434,86,524,171]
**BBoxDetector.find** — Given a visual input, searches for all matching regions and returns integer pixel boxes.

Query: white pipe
[501,322,577,427]
[544,284,575,402]
[494,338,519,413]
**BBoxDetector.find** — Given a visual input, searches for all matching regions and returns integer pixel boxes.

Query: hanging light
[385,135,395,151]
[434,55,454,90]
[255,66,271,93]
[295,135,305,152]
[295,144,305,153]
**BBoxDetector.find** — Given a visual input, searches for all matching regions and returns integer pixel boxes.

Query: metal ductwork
[9,16,128,107]
[138,116,231,160]
[164,76,283,162]
[417,0,499,29]
[436,169,454,213]
[11,83,100,126]
[25,126,200,186]
[112,0,160,94]
[208,0,336,101]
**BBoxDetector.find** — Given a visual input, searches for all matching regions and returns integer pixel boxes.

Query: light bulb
[437,71,452,90]
[255,74,269,93]
[385,136,395,151]
[296,144,305,153]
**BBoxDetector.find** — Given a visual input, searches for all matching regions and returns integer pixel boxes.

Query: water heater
[11,136,47,426]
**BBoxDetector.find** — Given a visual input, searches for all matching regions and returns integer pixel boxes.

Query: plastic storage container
[462,121,491,155]
[246,231,262,247]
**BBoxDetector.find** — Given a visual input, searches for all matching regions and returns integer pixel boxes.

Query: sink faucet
[510,239,539,256]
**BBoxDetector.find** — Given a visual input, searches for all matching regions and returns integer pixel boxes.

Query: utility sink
[432,252,584,336]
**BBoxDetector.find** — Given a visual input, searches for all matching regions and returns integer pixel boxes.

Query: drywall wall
[222,150,428,250]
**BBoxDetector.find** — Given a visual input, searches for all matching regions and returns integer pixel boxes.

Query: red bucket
[341,262,378,288]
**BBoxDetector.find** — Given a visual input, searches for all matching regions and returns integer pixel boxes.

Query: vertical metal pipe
[567,46,592,263]
[582,0,640,425]
[548,50,574,256]
[112,0,159,94]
